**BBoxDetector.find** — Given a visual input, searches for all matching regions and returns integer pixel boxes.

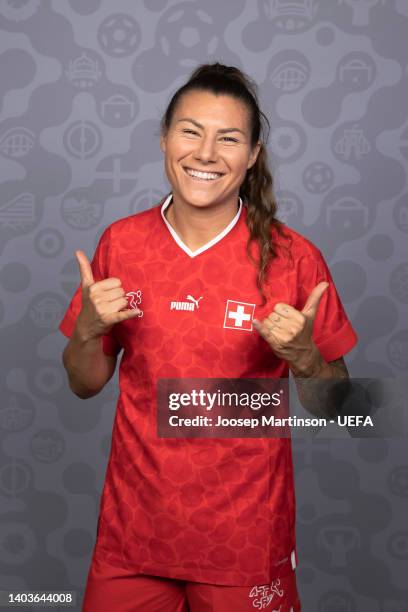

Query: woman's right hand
[74,249,141,342]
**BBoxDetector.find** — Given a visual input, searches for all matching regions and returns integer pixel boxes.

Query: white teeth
[185,168,222,180]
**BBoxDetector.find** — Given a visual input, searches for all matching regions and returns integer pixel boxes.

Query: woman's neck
[164,195,241,251]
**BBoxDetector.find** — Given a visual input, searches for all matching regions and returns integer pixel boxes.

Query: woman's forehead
[173,90,250,126]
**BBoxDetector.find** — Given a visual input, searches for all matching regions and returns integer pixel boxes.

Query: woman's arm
[252,271,357,419]
[290,355,351,419]
[60,248,141,399]
[62,327,117,399]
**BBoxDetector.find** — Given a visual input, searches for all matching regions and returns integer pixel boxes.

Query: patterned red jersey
[59,194,358,587]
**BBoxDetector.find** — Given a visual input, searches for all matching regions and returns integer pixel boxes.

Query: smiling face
[160,89,261,211]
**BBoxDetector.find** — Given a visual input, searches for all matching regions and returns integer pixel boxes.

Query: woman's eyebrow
[176,117,245,135]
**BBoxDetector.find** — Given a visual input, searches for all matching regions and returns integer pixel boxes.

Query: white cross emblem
[223,300,255,331]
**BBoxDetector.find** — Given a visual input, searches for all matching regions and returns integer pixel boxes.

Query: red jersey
[59,194,358,587]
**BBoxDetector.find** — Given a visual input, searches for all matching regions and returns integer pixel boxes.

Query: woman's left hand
[252,281,329,374]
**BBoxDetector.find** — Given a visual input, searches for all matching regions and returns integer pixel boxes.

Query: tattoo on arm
[324,357,349,379]
[293,356,350,419]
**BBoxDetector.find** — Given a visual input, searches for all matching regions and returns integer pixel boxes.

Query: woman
[60,63,358,611]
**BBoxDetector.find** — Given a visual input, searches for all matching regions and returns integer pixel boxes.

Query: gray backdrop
[0,0,407,610]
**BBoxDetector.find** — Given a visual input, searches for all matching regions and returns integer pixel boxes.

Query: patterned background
[0,0,407,610]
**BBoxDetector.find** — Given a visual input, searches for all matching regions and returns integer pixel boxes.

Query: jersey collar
[160,193,243,258]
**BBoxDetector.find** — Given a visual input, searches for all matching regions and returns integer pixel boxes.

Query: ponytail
[241,145,292,305]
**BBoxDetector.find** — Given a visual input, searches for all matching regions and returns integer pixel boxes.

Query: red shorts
[82,555,301,611]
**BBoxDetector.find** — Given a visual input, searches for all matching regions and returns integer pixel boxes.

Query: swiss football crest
[125,290,143,317]
[223,300,255,331]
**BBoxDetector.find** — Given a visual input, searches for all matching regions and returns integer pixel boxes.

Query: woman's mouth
[183,167,224,181]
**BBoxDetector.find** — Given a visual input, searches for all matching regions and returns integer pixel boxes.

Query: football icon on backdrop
[125,290,143,316]
[223,300,255,332]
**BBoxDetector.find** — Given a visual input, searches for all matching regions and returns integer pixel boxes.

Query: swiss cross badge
[223,300,255,331]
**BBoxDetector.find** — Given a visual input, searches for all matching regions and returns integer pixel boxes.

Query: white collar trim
[160,193,243,258]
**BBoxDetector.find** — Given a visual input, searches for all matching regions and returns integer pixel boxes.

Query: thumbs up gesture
[252,282,329,374]
[74,250,141,343]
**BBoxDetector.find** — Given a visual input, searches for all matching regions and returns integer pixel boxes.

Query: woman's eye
[182,129,199,135]
[221,136,239,143]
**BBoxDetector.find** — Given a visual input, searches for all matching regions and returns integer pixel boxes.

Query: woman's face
[160,90,260,210]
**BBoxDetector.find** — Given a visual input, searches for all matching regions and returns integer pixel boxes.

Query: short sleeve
[296,251,358,362]
[58,226,122,357]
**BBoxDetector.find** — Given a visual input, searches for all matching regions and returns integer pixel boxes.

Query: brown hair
[160,62,292,305]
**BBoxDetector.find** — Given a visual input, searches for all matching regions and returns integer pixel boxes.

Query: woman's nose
[194,135,218,163]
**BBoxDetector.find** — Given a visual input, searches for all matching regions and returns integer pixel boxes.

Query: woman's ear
[247,141,261,170]
[160,132,167,154]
